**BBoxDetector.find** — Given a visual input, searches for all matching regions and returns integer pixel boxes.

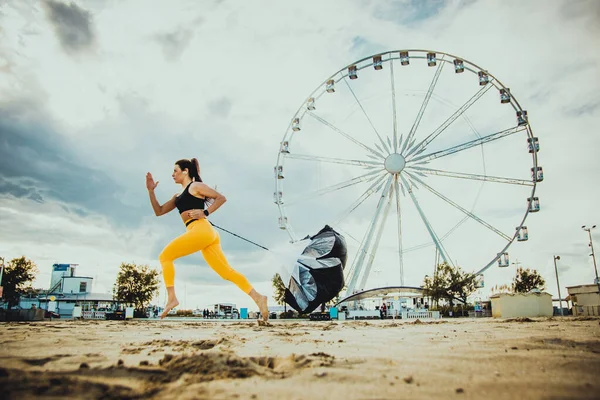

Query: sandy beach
[0,317,598,400]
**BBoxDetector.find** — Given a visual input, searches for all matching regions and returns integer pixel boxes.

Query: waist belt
[185,219,198,227]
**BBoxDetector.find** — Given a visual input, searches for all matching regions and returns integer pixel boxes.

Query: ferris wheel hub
[384,153,406,173]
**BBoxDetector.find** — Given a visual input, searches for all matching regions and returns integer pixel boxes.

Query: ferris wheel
[274,50,541,296]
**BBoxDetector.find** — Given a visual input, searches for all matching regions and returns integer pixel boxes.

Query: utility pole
[0,256,5,286]
[553,255,563,316]
[582,225,599,292]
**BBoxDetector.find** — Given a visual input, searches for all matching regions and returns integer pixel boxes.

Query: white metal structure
[274,50,540,296]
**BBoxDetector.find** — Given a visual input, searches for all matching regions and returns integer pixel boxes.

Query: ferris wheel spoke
[390,59,399,152]
[400,174,455,268]
[400,58,445,154]
[285,153,382,169]
[343,77,390,153]
[332,173,389,226]
[345,175,394,295]
[393,175,404,286]
[375,142,387,155]
[406,166,535,186]
[405,84,494,159]
[408,125,526,164]
[284,169,384,206]
[404,170,513,242]
[306,111,385,159]
[358,186,394,291]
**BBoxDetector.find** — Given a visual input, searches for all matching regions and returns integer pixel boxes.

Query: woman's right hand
[186,209,206,220]
[146,172,159,191]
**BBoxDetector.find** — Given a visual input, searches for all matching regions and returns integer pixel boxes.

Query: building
[18,263,118,319]
[566,284,600,317]
[205,302,238,318]
[490,292,553,318]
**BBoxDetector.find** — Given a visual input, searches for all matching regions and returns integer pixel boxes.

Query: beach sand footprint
[122,338,232,355]
[19,354,73,367]
[0,352,337,399]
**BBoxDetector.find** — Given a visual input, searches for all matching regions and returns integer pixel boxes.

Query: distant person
[146,158,269,323]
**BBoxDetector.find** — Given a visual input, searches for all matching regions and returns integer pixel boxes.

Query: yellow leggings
[158,219,254,294]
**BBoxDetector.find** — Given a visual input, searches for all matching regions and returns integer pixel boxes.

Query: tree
[490,284,512,295]
[512,267,545,293]
[445,265,478,309]
[423,262,477,310]
[423,268,449,308]
[113,263,159,313]
[271,273,287,312]
[1,257,39,308]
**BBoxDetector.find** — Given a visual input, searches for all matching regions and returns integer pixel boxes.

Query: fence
[82,311,107,320]
[468,310,492,318]
[401,310,441,319]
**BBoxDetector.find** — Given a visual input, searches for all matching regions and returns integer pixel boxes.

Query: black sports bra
[175,183,205,214]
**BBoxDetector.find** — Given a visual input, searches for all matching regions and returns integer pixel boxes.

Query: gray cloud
[564,101,599,117]
[561,0,600,23]
[0,101,145,228]
[156,28,194,61]
[208,98,232,119]
[0,177,42,202]
[43,0,94,53]
[350,36,388,59]
[372,0,449,25]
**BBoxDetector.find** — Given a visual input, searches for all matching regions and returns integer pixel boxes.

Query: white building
[18,263,118,319]
[566,284,600,316]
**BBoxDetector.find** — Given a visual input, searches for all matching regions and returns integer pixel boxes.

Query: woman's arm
[148,191,177,216]
[146,172,177,216]
[190,182,227,215]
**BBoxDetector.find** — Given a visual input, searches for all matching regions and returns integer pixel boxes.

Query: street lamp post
[0,256,5,299]
[582,225,599,291]
[511,259,522,286]
[553,255,563,316]
[0,256,4,284]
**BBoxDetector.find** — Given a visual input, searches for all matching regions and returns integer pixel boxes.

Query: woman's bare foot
[161,286,179,319]
[160,299,179,319]
[248,289,269,323]
[257,319,271,327]
[257,294,269,322]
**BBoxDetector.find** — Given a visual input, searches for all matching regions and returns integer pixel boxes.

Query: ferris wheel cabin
[528,197,540,213]
[528,137,540,153]
[531,166,544,182]
[498,252,510,268]
[517,226,529,242]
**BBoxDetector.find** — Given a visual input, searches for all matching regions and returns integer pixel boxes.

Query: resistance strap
[210,222,270,251]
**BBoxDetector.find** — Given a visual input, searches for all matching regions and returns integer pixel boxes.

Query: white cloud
[1,0,599,312]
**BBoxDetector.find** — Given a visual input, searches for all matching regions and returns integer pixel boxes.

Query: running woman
[146,158,269,322]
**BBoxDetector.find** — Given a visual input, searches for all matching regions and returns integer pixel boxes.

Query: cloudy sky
[1,0,599,312]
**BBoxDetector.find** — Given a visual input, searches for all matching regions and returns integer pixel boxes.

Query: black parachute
[283,225,347,314]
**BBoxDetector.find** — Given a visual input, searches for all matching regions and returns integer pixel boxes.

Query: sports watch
[203,209,210,217]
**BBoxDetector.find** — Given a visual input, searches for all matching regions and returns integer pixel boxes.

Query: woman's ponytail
[191,158,202,182]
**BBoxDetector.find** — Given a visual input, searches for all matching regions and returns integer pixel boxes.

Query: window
[79,282,87,293]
